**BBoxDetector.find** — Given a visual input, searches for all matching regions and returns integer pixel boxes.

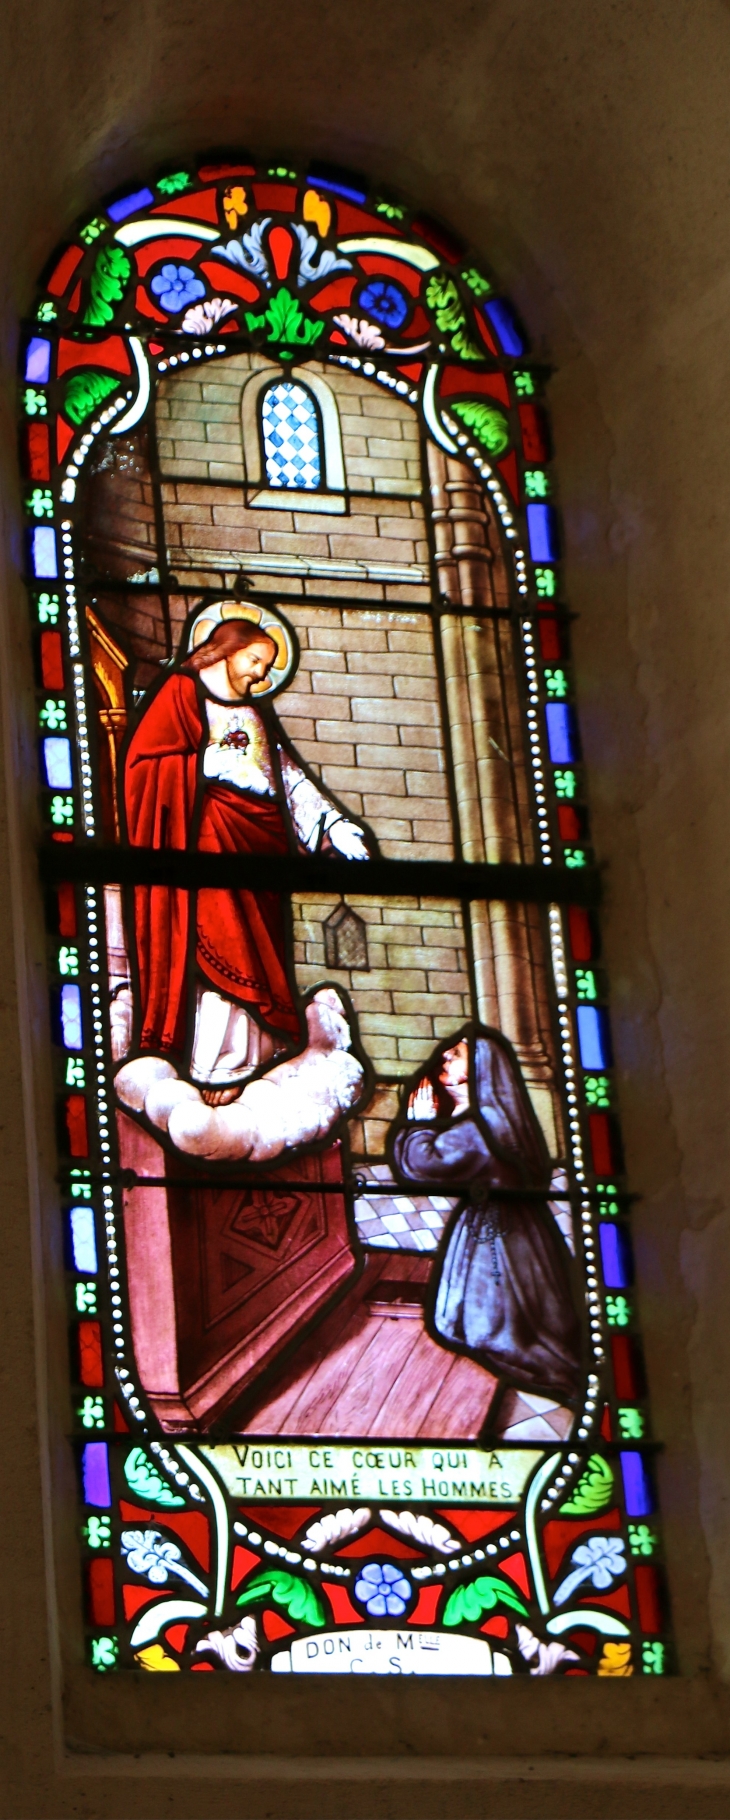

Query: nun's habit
[392,1033,582,1403]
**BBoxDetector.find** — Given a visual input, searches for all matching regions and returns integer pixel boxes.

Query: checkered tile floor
[262,382,321,489]
[353,1163,458,1253]
[493,1388,575,1443]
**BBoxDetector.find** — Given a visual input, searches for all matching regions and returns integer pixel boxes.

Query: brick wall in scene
[291,893,471,1157]
[156,356,429,603]
[276,604,453,863]
[159,488,430,602]
[157,354,422,491]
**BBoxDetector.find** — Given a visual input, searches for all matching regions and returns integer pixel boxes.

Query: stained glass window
[23,158,669,1681]
[262,380,322,489]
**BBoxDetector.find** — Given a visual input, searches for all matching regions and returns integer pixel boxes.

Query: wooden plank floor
[239,1254,497,1440]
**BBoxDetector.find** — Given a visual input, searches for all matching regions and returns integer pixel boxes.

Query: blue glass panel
[42,737,72,789]
[307,165,367,203]
[545,701,578,764]
[61,983,83,1050]
[82,1442,111,1507]
[262,382,321,490]
[70,1206,98,1274]
[25,337,51,384]
[527,503,559,563]
[107,188,154,222]
[31,527,58,578]
[620,1450,654,1517]
[599,1221,632,1288]
[483,298,525,356]
[576,1005,611,1069]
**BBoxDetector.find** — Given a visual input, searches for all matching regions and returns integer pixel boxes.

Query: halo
[185,597,297,697]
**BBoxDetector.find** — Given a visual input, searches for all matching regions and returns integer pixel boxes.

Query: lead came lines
[86,877,146,1426]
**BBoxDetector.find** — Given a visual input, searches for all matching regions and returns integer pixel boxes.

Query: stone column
[427,442,560,1152]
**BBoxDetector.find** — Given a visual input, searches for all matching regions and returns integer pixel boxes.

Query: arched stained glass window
[22,158,669,1682]
[261,379,322,488]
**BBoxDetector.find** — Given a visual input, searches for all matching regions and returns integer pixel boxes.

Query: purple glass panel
[82,1442,111,1507]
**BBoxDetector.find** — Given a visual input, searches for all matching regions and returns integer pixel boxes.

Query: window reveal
[22,160,669,1682]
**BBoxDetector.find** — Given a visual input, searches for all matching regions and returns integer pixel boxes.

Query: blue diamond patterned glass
[261,381,321,490]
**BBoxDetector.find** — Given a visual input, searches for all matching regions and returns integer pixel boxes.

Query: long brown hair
[184,620,277,673]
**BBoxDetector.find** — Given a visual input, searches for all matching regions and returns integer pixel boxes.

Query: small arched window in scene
[261,379,322,491]
[240,364,346,511]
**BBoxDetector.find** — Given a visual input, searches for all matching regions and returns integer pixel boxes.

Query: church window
[261,379,322,489]
[22,157,669,1683]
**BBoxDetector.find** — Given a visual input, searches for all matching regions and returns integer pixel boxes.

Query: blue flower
[354,1561,411,1616]
[358,279,409,329]
[150,263,205,313]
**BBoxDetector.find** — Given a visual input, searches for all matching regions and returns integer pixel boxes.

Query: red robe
[123,671,300,1061]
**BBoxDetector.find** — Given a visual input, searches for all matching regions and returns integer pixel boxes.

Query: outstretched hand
[328,818,369,860]
[408,1079,437,1121]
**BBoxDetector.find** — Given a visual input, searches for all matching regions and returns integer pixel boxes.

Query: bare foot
[199,1084,242,1106]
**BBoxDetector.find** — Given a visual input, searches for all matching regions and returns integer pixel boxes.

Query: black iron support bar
[40,844,601,907]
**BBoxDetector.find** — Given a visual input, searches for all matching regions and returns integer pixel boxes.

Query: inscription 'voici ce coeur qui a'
[200,1443,544,1505]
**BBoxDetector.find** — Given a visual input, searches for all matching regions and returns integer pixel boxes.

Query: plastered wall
[3,0,730,1814]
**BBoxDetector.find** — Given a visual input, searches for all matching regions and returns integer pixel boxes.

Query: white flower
[181,298,237,335]
[333,313,386,350]
[194,1616,259,1672]
[121,1527,208,1597]
[516,1624,579,1675]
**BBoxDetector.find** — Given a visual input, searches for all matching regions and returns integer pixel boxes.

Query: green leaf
[425,275,484,362]
[245,286,325,349]
[461,267,491,298]
[63,370,120,427]
[236,1569,325,1627]
[123,1445,185,1508]
[265,288,301,341]
[449,327,483,362]
[442,1574,528,1627]
[157,172,192,196]
[559,1453,614,1516]
[426,274,465,333]
[79,217,106,246]
[83,245,131,327]
[451,399,510,455]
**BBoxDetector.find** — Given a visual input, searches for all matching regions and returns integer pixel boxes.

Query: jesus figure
[114,606,373,1163]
